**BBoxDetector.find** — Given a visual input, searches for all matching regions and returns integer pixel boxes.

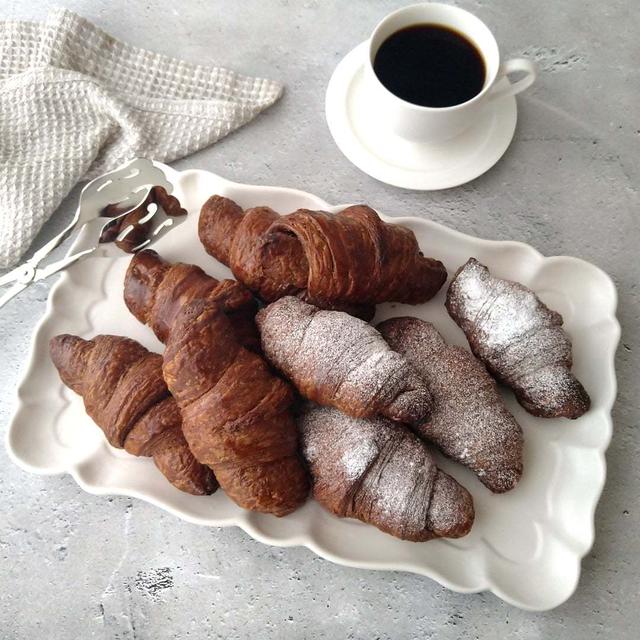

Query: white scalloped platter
[6,164,619,611]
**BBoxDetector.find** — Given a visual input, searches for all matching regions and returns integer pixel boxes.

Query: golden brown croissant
[161,299,309,516]
[256,296,432,425]
[50,334,217,495]
[299,403,474,541]
[124,249,259,350]
[198,195,447,317]
[446,258,591,419]
[378,317,523,493]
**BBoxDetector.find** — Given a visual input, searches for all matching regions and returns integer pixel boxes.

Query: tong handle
[35,247,97,280]
[0,216,78,288]
[0,247,97,310]
[0,199,129,288]
[29,215,80,267]
[0,215,110,306]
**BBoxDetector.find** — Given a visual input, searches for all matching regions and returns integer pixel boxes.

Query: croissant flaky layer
[446,258,591,419]
[256,296,433,425]
[124,249,259,349]
[162,298,309,516]
[378,317,524,493]
[299,404,474,541]
[198,195,447,315]
[49,334,217,495]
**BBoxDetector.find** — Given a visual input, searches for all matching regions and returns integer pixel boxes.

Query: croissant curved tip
[201,194,240,210]
[428,472,475,539]
[483,465,523,494]
[518,368,591,420]
[123,249,167,323]
[50,334,93,394]
[49,334,86,364]
[130,247,161,263]
[198,195,245,265]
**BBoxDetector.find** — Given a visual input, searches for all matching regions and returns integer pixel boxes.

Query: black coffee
[373,24,486,108]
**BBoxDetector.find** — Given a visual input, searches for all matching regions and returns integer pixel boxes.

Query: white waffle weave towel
[0,8,283,268]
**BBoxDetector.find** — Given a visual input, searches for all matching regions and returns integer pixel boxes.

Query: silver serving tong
[0,158,186,309]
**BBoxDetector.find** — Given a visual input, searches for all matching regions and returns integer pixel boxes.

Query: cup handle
[489,58,537,101]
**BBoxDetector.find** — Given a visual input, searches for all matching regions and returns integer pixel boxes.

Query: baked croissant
[299,404,474,541]
[50,334,217,495]
[161,299,309,516]
[124,249,259,350]
[198,195,447,318]
[446,258,591,419]
[378,317,523,493]
[255,296,432,425]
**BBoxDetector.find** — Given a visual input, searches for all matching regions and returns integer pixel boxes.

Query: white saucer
[325,42,518,190]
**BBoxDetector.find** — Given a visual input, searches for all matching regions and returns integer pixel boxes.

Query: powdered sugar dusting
[257,297,431,424]
[379,317,523,493]
[299,403,473,540]
[341,439,378,481]
[446,259,590,418]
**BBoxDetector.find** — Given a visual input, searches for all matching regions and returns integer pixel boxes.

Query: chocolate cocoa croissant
[256,296,432,425]
[50,334,217,495]
[446,258,591,419]
[378,317,523,493]
[198,195,447,318]
[124,249,259,350]
[162,299,309,516]
[299,404,474,541]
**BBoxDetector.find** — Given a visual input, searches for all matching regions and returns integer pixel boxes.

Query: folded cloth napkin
[0,8,283,268]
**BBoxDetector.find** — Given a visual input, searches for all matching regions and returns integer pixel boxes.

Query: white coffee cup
[366,2,537,143]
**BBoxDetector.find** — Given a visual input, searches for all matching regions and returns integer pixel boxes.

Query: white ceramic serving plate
[6,164,619,611]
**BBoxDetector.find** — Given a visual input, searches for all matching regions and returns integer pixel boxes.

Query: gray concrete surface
[1,0,638,638]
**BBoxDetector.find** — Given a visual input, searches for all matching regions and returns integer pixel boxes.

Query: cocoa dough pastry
[446,258,591,419]
[198,195,447,318]
[50,334,217,496]
[124,249,259,350]
[299,403,474,541]
[378,317,523,493]
[256,296,432,425]
[161,298,309,516]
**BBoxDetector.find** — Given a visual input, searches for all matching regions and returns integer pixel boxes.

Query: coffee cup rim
[367,2,501,112]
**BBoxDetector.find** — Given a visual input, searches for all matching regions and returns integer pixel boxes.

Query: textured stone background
[1,1,638,638]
